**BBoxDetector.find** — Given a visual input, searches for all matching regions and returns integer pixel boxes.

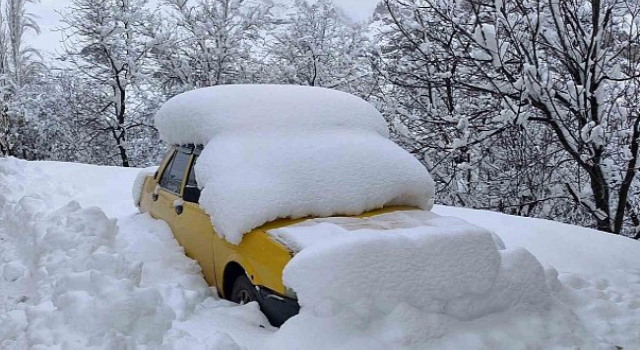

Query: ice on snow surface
[155,85,435,244]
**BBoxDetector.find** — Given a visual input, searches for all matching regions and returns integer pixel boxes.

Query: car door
[153,148,190,226]
[173,153,218,286]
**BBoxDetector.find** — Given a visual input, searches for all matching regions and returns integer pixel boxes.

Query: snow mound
[196,131,434,244]
[1,199,175,349]
[3,158,640,349]
[0,159,176,349]
[132,166,157,207]
[156,85,435,243]
[283,216,545,314]
[433,205,640,276]
[433,205,640,349]
[275,216,606,349]
[155,84,389,145]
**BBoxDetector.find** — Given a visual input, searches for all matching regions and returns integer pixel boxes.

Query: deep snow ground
[1,158,639,349]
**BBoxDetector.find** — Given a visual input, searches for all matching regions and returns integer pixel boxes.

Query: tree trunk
[110,126,129,167]
[118,143,129,167]
[589,167,612,233]
[117,127,129,167]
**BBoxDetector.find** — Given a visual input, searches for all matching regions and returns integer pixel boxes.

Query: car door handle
[175,204,183,215]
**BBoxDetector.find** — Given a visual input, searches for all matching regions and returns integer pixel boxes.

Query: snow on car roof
[155,85,435,244]
[155,84,389,145]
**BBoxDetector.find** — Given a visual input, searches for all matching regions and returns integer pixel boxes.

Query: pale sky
[26,0,379,57]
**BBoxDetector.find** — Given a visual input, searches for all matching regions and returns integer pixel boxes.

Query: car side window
[187,155,198,188]
[159,150,191,194]
[182,155,201,204]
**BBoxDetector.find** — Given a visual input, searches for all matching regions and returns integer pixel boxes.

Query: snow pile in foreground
[0,158,244,350]
[2,159,639,349]
[274,212,609,349]
[0,159,174,349]
[433,205,640,349]
[156,85,435,244]
[8,201,174,348]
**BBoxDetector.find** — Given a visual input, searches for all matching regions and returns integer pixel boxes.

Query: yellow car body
[137,144,413,325]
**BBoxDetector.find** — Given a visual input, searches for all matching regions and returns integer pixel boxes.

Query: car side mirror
[183,186,200,203]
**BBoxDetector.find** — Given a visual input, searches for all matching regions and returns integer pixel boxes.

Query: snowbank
[2,158,640,349]
[433,205,640,349]
[0,159,175,349]
[433,205,640,276]
[27,160,142,218]
[274,213,607,349]
[0,158,242,350]
[155,84,389,145]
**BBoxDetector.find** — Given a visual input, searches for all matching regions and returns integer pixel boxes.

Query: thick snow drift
[434,205,640,276]
[155,84,390,145]
[196,131,434,244]
[0,158,175,349]
[282,214,513,312]
[272,212,608,349]
[2,158,640,349]
[155,85,435,243]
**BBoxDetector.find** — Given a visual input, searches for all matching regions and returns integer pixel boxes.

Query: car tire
[230,274,258,305]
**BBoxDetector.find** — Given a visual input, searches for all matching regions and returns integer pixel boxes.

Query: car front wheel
[230,275,257,305]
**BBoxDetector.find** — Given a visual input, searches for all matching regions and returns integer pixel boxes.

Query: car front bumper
[256,287,300,327]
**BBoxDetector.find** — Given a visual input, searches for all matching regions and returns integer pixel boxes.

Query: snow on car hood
[267,210,505,253]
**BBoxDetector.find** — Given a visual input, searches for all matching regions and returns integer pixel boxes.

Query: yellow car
[136,144,415,326]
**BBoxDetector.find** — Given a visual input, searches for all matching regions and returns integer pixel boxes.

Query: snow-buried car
[134,85,554,329]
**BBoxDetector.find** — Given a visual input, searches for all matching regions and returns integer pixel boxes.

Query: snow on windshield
[155,85,435,244]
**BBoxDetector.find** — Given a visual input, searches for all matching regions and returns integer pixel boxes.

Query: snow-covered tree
[151,0,271,95]
[19,68,164,165]
[377,0,640,238]
[265,0,378,97]
[59,0,158,166]
[0,0,44,157]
